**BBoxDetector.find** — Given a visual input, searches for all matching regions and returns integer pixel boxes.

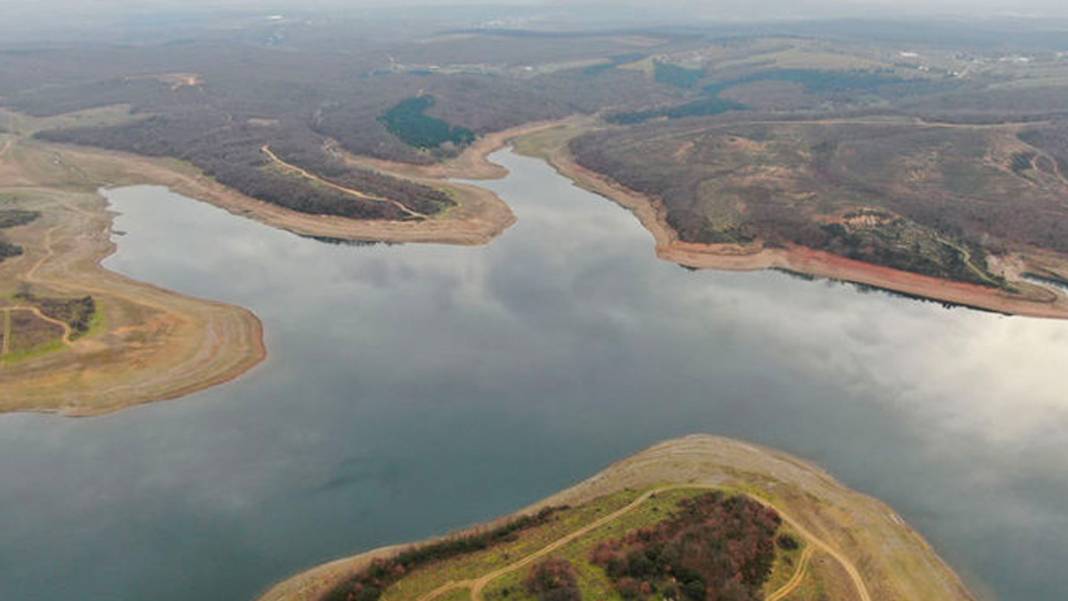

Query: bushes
[15,291,96,336]
[0,209,40,229]
[0,239,22,261]
[590,492,780,601]
[325,507,565,601]
[525,558,581,601]
[0,209,38,263]
[777,534,800,551]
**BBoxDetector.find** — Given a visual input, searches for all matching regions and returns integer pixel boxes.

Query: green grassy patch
[1,337,65,365]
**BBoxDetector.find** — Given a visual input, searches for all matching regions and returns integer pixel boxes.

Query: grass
[1,337,65,365]
[762,525,806,595]
[77,298,106,340]
[481,488,706,601]
[380,489,646,601]
[374,486,787,601]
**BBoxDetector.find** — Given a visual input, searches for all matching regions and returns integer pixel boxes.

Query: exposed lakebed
[1,149,1067,601]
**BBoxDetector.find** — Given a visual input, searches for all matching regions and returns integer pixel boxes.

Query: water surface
[2,149,1067,601]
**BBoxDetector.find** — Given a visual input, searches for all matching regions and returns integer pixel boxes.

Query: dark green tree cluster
[654,62,705,89]
[380,96,476,150]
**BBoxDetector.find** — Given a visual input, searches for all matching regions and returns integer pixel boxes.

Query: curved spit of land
[0,109,553,414]
[0,117,266,416]
[257,435,975,601]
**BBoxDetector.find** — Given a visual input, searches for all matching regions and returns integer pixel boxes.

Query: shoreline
[45,120,573,248]
[530,125,1068,320]
[0,138,267,416]
[255,434,977,601]
[49,142,517,246]
[0,114,565,414]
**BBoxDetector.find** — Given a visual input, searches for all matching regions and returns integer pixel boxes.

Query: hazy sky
[4,0,1068,18]
[1,0,1066,43]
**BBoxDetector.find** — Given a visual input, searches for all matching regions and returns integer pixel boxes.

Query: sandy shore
[0,137,266,416]
[255,434,976,601]
[531,124,1068,320]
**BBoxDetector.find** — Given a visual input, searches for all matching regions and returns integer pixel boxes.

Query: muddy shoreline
[538,130,1068,320]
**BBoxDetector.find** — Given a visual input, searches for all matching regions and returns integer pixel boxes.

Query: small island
[257,435,976,601]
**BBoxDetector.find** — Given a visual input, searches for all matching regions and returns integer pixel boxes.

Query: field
[257,435,977,601]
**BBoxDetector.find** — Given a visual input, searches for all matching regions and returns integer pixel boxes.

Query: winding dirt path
[5,306,74,346]
[767,546,815,601]
[415,485,871,601]
[261,145,427,219]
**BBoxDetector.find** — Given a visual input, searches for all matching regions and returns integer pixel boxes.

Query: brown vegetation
[533,120,1068,318]
[255,435,976,601]
[591,492,781,601]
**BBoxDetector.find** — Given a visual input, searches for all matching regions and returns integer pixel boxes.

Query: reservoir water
[2,149,1067,601]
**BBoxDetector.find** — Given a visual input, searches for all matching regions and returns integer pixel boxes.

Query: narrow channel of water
[1,149,1067,601]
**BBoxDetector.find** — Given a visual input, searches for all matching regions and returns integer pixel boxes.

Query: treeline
[610,68,948,125]
[608,96,746,125]
[325,506,565,601]
[590,492,780,601]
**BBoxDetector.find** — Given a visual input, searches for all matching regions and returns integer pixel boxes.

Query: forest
[3,18,1068,271]
[571,116,1068,284]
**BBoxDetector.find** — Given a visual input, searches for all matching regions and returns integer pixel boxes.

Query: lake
[1,149,1066,601]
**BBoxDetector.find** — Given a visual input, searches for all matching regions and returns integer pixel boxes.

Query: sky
[1,0,1066,44]
[3,0,1068,17]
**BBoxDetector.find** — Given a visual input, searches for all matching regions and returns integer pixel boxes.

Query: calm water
[2,149,1067,601]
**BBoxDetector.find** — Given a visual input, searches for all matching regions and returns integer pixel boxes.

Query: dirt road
[261,145,426,219]
[415,485,871,601]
